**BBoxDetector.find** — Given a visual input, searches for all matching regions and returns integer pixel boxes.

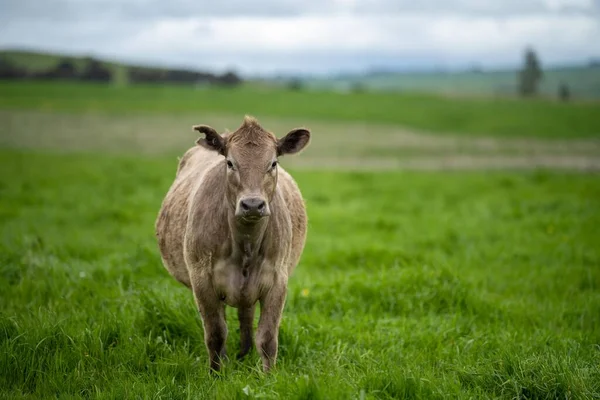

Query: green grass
[1,149,599,399]
[0,77,598,398]
[1,81,599,138]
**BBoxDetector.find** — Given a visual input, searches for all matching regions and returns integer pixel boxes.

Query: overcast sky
[1,0,599,75]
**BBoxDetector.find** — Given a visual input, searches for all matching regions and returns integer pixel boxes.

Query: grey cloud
[350,0,599,16]
[1,0,327,24]
[2,0,599,25]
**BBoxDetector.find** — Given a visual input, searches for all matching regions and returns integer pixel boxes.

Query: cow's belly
[212,258,275,308]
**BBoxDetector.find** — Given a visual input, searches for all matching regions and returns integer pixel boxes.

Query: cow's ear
[193,125,226,155]
[277,128,310,156]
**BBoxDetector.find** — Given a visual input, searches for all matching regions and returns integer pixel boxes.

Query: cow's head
[193,116,310,223]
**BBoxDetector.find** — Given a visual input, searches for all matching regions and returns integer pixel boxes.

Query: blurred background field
[1,2,600,399]
[1,80,599,172]
[3,48,600,100]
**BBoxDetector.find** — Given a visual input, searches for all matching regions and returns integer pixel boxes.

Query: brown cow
[155,116,310,373]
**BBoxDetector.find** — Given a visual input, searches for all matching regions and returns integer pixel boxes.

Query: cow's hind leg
[237,305,256,360]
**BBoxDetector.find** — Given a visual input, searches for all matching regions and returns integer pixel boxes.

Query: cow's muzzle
[236,197,270,221]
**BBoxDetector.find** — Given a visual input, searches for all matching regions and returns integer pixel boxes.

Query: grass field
[1,81,599,399]
[1,81,600,139]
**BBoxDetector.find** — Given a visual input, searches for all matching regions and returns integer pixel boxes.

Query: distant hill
[0,49,129,84]
[0,49,242,87]
[303,65,600,99]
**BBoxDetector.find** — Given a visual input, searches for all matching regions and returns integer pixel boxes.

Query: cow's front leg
[191,274,227,372]
[256,279,287,372]
[237,305,256,360]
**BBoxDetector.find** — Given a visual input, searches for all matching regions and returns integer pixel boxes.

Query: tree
[287,78,303,91]
[558,82,570,102]
[80,58,112,82]
[216,71,242,87]
[351,82,366,93]
[0,57,28,79]
[517,47,543,97]
[33,58,78,80]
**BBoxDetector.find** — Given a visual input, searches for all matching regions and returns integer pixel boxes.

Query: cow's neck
[228,214,269,272]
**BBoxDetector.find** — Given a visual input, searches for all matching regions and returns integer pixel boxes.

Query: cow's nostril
[240,197,266,214]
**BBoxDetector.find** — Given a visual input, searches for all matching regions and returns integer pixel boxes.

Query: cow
[155,116,311,373]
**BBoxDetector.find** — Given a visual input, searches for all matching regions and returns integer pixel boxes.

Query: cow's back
[155,146,221,287]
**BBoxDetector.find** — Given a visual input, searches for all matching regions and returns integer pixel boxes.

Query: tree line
[517,47,572,101]
[0,56,242,86]
[128,67,240,86]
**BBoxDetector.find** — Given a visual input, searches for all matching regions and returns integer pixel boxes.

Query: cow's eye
[271,161,278,169]
[226,160,234,169]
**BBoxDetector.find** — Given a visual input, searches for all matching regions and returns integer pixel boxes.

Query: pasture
[1,81,599,399]
[1,81,600,139]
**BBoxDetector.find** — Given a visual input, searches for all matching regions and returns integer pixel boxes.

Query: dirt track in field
[1,110,599,171]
